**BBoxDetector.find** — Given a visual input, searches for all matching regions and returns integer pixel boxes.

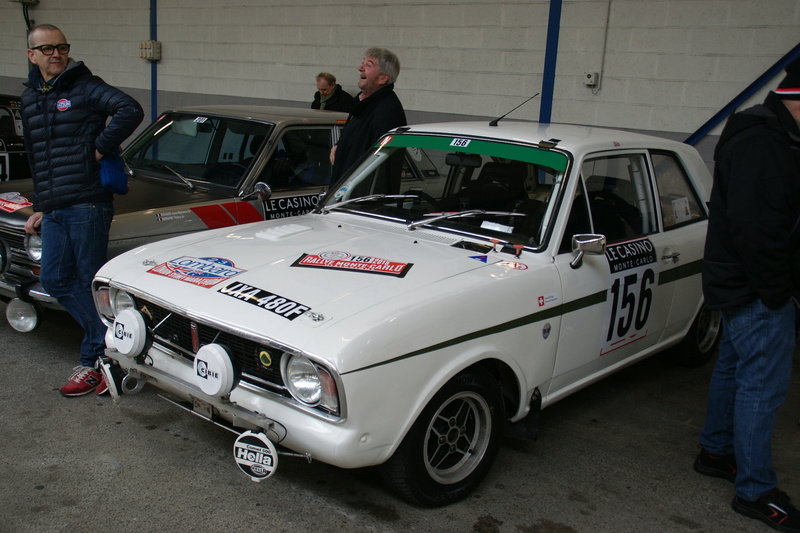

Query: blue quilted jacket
[21,59,144,212]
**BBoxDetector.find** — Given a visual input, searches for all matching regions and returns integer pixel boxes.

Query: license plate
[192,397,213,419]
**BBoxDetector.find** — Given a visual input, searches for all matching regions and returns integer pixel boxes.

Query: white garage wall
[0,0,798,141]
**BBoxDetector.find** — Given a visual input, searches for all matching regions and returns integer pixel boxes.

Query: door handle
[661,251,681,263]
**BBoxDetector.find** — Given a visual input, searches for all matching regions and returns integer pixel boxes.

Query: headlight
[94,286,113,318]
[6,298,42,332]
[111,290,135,315]
[282,354,339,414]
[25,234,42,262]
[93,286,135,320]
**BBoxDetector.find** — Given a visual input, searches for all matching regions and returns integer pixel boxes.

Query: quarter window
[651,152,706,229]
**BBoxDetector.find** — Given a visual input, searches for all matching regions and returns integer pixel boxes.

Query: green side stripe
[382,134,569,171]
[657,259,701,285]
[343,289,607,375]
[344,260,703,376]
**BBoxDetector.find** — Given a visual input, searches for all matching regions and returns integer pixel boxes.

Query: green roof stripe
[382,134,569,171]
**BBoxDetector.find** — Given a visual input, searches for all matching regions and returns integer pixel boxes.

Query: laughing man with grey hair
[329,47,406,183]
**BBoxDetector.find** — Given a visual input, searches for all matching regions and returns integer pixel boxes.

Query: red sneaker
[96,373,109,396]
[59,366,102,397]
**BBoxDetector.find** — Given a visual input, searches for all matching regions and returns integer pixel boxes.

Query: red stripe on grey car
[221,202,263,224]
[190,202,262,229]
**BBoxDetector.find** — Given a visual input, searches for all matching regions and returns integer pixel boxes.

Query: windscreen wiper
[141,162,195,190]
[317,194,419,214]
[407,210,525,231]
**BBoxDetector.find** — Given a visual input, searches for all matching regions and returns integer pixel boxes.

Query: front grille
[0,226,38,276]
[0,227,25,252]
[136,297,287,395]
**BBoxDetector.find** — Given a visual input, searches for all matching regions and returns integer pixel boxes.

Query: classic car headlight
[94,286,135,320]
[282,354,339,414]
[25,234,42,262]
[111,290,136,315]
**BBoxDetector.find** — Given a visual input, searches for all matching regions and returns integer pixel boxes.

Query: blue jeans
[699,298,796,501]
[40,202,113,367]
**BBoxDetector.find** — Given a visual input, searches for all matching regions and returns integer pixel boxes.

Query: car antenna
[489,93,539,127]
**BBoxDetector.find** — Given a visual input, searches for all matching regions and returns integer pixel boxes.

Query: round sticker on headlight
[234,430,278,481]
[194,343,236,397]
[112,308,148,357]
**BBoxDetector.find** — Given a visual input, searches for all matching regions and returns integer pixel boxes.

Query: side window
[258,128,334,190]
[652,151,706,230]
[582,154,656,243]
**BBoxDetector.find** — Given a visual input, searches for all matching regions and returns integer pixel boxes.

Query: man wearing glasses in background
[20,24,143,397]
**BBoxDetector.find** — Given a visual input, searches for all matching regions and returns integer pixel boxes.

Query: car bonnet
[98,213,512,348]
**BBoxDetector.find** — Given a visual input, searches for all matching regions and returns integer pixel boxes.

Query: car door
[547,150,678,398]
[252,126,339,219]
[649,150,709,340]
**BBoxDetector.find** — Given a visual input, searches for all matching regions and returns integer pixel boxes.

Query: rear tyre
[379,369,504,507]
[672,305,721,367]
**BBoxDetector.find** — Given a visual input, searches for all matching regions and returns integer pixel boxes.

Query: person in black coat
[695,57,800,531]
[21,24,144,397]
[329,48,406,184]
[311,72,353,113]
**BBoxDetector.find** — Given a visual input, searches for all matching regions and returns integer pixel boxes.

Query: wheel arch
[469,358,523,422]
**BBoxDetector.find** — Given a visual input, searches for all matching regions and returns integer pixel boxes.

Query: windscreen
[324,133,569,248]
[124,112,274,189]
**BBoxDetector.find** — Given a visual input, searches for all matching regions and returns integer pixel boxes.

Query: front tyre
[379,369,504,507]
[672,305,721,367]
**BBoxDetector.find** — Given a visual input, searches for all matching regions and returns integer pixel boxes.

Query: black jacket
[21,60,144,213]
[702,92,800,309]
[311,84,353,113]
[331,83,406,183]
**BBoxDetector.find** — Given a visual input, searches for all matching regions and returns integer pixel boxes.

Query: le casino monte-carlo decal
[600,238,659,356]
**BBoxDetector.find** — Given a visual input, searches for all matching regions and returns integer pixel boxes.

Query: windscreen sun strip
[379,134,569,172]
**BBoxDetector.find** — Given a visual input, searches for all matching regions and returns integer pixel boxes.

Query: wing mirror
[570,233,606,269]
[240,182,272,220]
[242,181,272,202]
[253,181,272,201]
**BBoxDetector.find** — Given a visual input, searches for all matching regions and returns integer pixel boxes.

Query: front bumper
[105,340,391,470]
[0,274,58,306]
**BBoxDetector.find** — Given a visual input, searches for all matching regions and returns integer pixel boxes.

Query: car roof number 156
[450,138,471,148]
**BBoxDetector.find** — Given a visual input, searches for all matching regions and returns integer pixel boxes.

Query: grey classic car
[0,93,29,182]
[0,105,347,330]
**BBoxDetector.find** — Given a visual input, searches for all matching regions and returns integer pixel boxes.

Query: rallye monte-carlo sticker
[147,256,246,287]
[600,238,659,356]
[218,282,311,320]
[0,192,32,213]
[292,251,413,277]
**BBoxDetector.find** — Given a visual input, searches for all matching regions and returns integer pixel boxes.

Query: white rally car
[92,119,719,506]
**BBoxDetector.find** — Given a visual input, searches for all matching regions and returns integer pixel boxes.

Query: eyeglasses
[30,44,71,56]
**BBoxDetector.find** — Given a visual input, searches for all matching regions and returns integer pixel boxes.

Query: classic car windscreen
[325,133,569,247]
[124,113,274,189]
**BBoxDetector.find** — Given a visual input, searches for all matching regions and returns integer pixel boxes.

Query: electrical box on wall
[8,0,39,4]
[139,40,162,62]
[583,71,599,87]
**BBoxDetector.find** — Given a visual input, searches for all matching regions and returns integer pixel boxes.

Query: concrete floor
[0,302,797,533]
